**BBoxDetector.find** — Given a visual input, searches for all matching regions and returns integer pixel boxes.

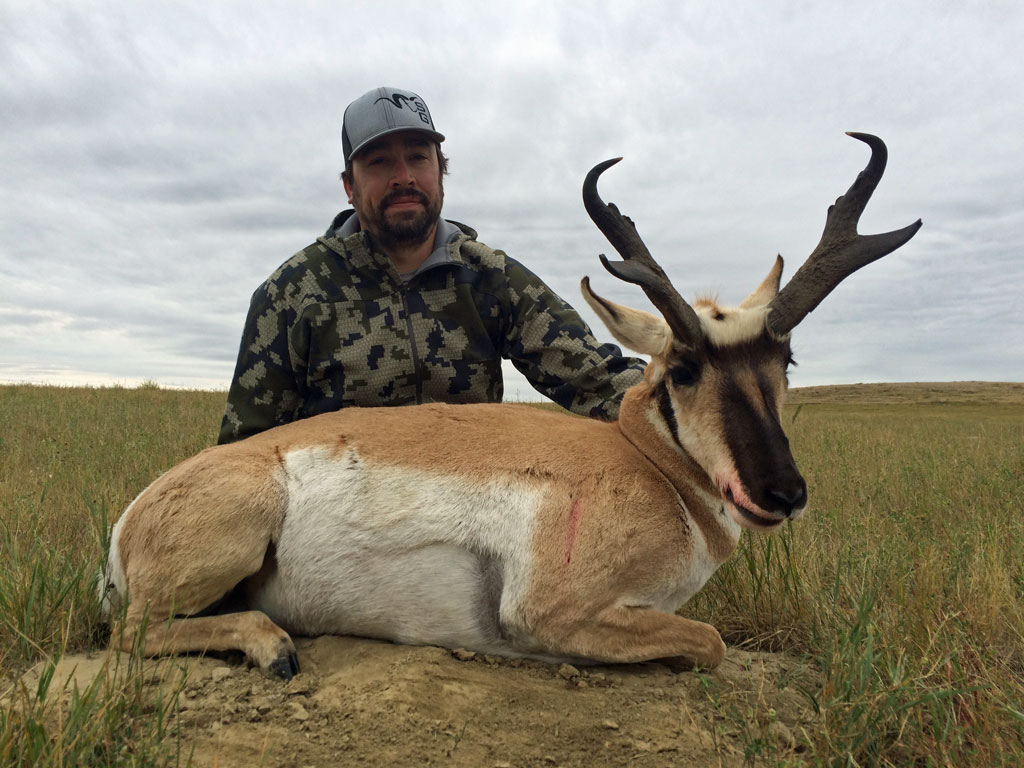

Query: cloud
[1,1,1021,395]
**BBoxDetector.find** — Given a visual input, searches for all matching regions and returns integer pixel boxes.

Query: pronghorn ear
[581,277,672,356]
[740,255,784,308]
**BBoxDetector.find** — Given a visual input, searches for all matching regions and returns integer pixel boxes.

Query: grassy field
[1,382,1022,766]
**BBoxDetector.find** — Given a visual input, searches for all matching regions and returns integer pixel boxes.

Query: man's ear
[343,174,355,205]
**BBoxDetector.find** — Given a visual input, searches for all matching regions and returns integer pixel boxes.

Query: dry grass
[789,380,1024,405]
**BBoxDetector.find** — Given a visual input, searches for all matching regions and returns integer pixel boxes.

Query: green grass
[1,639,191,767]
[0,384,223,767]
[1,384,1022,766]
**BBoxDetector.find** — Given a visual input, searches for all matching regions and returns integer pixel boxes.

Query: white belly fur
[251,445,543,655]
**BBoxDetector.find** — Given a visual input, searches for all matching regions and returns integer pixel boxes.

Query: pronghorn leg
[117,606,299,680]
[115,526,300,677]
[111,460,294,675]
[535,606,727,670]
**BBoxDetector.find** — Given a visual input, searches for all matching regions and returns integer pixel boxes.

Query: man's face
[344,131,444,249]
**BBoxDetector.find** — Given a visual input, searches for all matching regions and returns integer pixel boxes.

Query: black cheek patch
[656,380,684,449]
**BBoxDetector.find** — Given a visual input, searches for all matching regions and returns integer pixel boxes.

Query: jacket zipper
[400,286,424,404]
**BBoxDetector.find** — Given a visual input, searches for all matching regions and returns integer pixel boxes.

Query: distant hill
[787,381,1024,405]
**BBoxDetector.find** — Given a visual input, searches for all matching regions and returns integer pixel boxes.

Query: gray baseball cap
[342,87,445,163]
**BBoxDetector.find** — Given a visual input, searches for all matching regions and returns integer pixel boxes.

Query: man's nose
[392,161,415,187]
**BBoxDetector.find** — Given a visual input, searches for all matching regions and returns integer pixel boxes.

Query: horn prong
[584,159,703,347]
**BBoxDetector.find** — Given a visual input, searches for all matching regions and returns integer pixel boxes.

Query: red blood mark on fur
[565,499,584,564]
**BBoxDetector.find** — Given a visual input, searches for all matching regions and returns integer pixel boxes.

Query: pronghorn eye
[669,361,700,388]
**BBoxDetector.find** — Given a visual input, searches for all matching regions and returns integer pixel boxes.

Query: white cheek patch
[649,392,731,496]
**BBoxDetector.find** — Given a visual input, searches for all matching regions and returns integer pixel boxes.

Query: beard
[354,184,444,250]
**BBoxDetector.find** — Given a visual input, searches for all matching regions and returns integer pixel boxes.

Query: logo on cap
[375,93,431,126]
[343,87,444,163]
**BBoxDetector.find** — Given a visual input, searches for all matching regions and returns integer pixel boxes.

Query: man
[218,87,645,444]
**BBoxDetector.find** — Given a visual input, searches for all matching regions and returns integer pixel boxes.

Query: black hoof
[267,651,301,681]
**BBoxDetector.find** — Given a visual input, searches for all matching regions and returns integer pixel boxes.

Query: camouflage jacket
[218,212,646,444]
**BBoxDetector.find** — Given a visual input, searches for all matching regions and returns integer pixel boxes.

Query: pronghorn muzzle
[724,405,807,527]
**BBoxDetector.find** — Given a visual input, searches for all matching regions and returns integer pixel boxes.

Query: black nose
[766,483,807,516]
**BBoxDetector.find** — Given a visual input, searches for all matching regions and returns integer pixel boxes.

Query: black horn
[583,159,704,348]
[766,133,923,337]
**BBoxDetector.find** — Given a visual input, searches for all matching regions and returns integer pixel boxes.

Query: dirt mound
[26,636,818,766]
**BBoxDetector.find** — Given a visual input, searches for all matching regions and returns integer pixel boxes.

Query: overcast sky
[2,1,1021,400]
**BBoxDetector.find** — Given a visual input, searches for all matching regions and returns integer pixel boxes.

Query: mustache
[381,187,430,209]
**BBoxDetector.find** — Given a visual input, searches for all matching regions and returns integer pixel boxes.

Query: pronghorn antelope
[101,133,920,680]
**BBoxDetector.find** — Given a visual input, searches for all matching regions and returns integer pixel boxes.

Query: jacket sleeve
[500,257,646,420]
[217,282,305,444]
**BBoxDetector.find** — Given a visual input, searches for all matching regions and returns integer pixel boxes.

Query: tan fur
[512,388,736,666]
[112,447,290,663]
